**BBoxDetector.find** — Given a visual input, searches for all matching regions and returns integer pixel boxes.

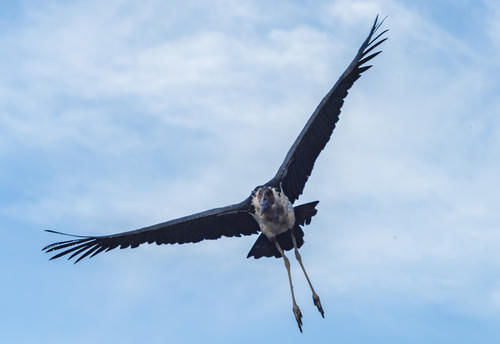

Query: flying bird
[43,16,387,332]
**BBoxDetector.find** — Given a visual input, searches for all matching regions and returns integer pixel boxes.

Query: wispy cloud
[1,0,500,343]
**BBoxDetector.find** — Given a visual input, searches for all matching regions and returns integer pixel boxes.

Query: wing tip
[357,15,388,72]
[374,14,388,31]
[45,229,90,238]
[365,14,389,49]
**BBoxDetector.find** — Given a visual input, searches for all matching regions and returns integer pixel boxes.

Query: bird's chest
[251,192,295,239]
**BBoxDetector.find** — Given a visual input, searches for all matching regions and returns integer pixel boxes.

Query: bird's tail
[247,201,319,259]
[294,201,319,226]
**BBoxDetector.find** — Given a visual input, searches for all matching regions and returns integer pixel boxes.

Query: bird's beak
[259,198,270,215]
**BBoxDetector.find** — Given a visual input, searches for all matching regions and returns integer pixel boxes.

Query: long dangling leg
[291,231,324,318]
[273,238,303,332]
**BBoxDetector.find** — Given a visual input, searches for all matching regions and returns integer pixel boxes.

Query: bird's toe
[313,293,324,318]
[293,304,303,332]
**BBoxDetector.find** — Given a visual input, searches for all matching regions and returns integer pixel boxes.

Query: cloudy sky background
[1,0,499,342]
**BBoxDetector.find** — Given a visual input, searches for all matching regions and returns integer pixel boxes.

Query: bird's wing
[267,16,388,203]
[43,197,259,263]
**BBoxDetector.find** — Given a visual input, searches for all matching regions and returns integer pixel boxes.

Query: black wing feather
[267,16,388,203]
[43,197,259,263]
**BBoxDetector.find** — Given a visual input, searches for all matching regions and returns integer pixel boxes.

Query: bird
[43,16,387,332]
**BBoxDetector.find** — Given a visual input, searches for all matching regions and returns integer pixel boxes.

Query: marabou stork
[43,16,387,332]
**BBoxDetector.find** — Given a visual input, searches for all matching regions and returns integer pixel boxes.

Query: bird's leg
[291,231,324,318]
[273,238,303,332]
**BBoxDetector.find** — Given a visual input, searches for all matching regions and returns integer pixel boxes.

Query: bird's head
[257,187,275,215]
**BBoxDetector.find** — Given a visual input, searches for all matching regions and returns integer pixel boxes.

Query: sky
[1,0,500,342]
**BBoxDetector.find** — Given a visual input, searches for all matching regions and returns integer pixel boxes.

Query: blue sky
[1,0,500,342]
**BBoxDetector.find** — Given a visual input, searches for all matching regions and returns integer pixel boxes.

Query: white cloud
[486,0,500,50]
[326,0,383,23]
[2,1,500,341]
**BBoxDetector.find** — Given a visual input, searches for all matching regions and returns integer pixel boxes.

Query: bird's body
[251,187,295,239]
[43,16,388,332]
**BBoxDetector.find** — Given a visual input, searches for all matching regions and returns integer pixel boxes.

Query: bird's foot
[293,304,303,333]
[313,293,324,318]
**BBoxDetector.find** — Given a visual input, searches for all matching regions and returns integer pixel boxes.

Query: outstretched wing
[267,16,388,203]
[43,197,259,263]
